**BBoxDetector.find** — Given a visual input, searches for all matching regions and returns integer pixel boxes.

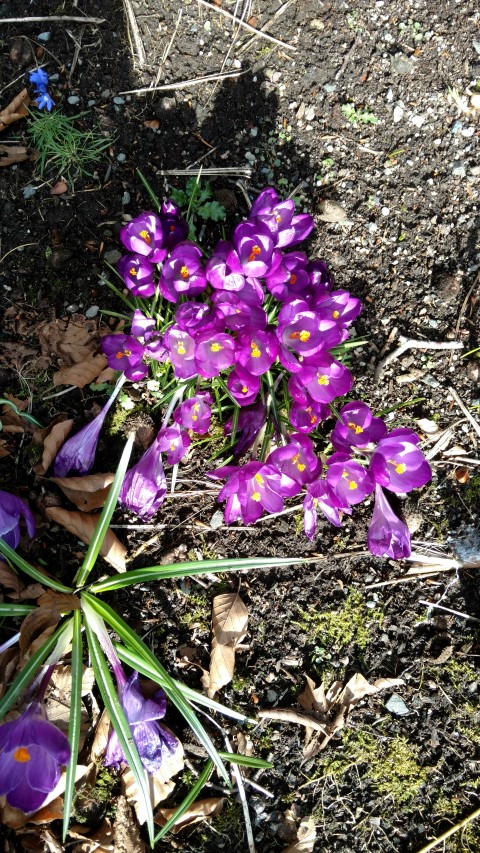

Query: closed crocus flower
[367,485,411,559]
[119,436,167,520]
[54,377,125,477]
[303,480,347,540]
[0,701,70,813]
[159,200,189,251]
[0,491,35,550]
[232,221,274,278]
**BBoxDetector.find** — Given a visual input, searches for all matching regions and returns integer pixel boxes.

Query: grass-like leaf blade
[84,616,155,844]
[154,760,214,843]
[90,556,305,593]
[0,618,72,719]
[83,593,230,785]
[115,644,257,724]
[218,752,273,769]
[75,433,134,587]
[0,538,74,593]
[62,609,83,842]
[0,604,36,616]
[136,168,161,211]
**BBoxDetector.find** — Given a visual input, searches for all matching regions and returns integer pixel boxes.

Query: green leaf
[218,752,273,770]
[136,168,161,212]
[84,616,155,845]
[197,201,226,222]
[90,556,306,593]
[0,538,74,593]
[0,604,36,616]
[0,618,73,720]
[63,610,83,842]
[170,188,188,207]
[74,433,134,587]
[82,593,230,785]
[114,644,257,724]
[154,760,214,842]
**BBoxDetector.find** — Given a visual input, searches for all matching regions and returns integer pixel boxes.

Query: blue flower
[29,69,49,90]
[0,491,35,550]
[34,91,55,112]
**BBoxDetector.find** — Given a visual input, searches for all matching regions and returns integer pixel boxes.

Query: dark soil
[1,1,480,851]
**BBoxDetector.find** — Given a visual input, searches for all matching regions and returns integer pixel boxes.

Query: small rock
[38,32,51,43]
[391,53,414,75]
[452,160,466,178]
[85,306,99,319]
[104,249,122,264]
[122,191,130,205]
[159,96,176,111]
[66,304,79,314]
[461,126,475,137]
[386,694,410,716]
[410,113,425,128]
[324,82,337,93]
[317,200,348,223]
[471,93,480,110]
[101,89,111,98]
[450,120,463,134]
[113,96,125,105]
[266,689,278,703]
[305,106,315,122]
[67,95,80,105]
[473,39,480,55]
[209,510,224,530]
[393,104,404,123]
[296,102,305,120]
[466,362,480,383]
[117,153,126,162]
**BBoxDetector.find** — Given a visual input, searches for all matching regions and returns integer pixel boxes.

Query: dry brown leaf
[95,366,116,384]
[0,144,37,166]
[143,119,160,130]
[45,665,95,750]
[257,708,328,733]
[33,419,74,475]
[282,815,317,853]
[37,314,100,367]
[113,796,146,853]
[19,608,61,664]
[50,472,114,511]
[202,592,248,697]
[0,88,30,130]
[45,506,127,572]
[0,647,19,700]
[155,797,224,833]
[0,438,10,458]
[298,675,328,715]
[53,354,108,387]
[90,709,111,764]
[37,591,81,612]
[0,564,44,601]
[122,728,184,824]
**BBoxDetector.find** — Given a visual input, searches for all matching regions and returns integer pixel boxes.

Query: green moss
[313,729,430,810]
[295,589,384,661]
[178,592,210,629]
[107,404,131,435]
[211,798,244,841]
[454,701,480,747]
[443,660,479,691]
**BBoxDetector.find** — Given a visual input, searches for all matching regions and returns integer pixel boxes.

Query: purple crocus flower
[224,400,267,459]
[307,259,334,292]
[130,310,167,362]
[298,353,354,404]
[104,671,178,775]
[54,377,125,477]
[232,221,274,278]
[367,485,411,559]
[194,330,236,378]
[227,366,260,407]
[249,188,315,248]
[157,424,191,464]
[175,301,221,334]
[101,333,148,381]
[0,491,35,550]
[289,400,328,433]
[164,326,197,379]
[268,433,322,488]
[119,212,166,263]
[119,435,167,519]
[0,701,70,813]
[265,250,310,301]
[173,393,212,434]
[326,453,375,506]
[235,328,279,376]
[312,289,362,326]
[205,241,246,292]
[160,242,207,302]
[117,254,157,298]
[303,480,347,540]
[209,460,299,525]
[331,401,387,453]
[277,299,327,370]
[159,200,189,250]
[369,428,432,493]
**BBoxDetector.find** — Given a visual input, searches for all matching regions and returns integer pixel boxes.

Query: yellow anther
[247,245,261,262]
[332,310,340,319]
[177,343,186,355]
[251,491,261,501]
[211,342,223,352]
[139,229,151,244]
[180,265,189,280]
[251,342,261,358]
[347,421,363,434]
[299,330,310,342]
[317,375,329,386]
[14,747,31,763]
[129,267,137,276]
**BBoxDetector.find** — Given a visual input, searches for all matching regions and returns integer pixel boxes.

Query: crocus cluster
[29,69,54,112]
[52,187,432,560]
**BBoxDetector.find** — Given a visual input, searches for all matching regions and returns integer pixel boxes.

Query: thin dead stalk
[239,0,297,54]
[447,385,480,440]
[0,16,105,24]
[119,69,242,96]
[196,0,296,51]
[415,805,480,853]
[123,0,146,67]
[374,338,463,382]
[419,600,480,623]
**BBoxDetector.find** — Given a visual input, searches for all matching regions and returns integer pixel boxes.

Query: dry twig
[0,16,105,24]
[239,0,297,54]
[447,385,480,440]
[415,805,480,853]
[123,0,146,68]
[196,0,296,51]
[374,337,463,382]
[119,69,242,96]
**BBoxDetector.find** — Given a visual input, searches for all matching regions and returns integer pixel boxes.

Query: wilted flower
[367,485,411,559]
[369,428,431,493]
[54,377,125,477]
[104,671,178,774]
[0,491,35,550]
[119,212,166,263]
[224,400,267,459]
[303,480,347,540]
[119,435,167,520]
[0,701,70,813]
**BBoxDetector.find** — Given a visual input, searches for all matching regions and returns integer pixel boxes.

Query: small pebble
[104,249,122,264]
[305,106,315,121]
[117,153,126,162]
[113,96,125,105]
[452,160,466,178]
[85,306,99,319]
[67,95,80,105]
[122,191,130,205]
[66,304,79,314]
[38,32,51,42]
[393,105,404,123]
[101,89,111,98]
